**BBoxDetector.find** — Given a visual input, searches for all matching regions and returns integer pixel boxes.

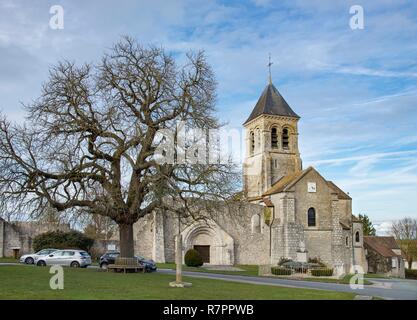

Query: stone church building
[133,81,367,274]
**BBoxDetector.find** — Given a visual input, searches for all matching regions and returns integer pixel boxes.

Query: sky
[0,0,417,234]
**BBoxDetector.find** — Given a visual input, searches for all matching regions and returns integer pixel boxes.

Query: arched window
[346,236,349,247]
[355,231,360,243]
[251,214,261,234]
[271,127,278,148]
[250,131,255,155]
[282,128,289,149]
[307,207,316,227]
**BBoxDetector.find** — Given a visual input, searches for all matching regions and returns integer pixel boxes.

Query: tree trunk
[119,223,135,257]
[408,258,413,270]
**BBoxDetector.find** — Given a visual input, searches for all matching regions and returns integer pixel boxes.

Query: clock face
[308,182,317,193]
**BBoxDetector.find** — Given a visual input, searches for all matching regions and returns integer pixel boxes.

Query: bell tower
[243,82,302,199]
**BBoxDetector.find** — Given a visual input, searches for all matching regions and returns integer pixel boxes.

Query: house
[364,236,405,278]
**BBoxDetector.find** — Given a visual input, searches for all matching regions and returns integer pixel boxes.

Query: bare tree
[0,37,239,257]
[83,214,117,240]
[391,217,417,268]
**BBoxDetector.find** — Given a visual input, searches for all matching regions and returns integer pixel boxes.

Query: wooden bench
[107,257,145,273]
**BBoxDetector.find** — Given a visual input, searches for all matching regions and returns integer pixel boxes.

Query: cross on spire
[268,53,273,84]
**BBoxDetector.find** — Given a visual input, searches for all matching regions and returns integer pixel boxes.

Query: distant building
[364,236,406,278]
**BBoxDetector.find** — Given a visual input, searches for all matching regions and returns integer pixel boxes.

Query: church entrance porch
[194,245,210,263]
[181,220,234,265]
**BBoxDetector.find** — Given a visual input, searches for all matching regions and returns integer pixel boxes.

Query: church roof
[243,83,300,125]
[327,181,352,200]
[263,167,311,196]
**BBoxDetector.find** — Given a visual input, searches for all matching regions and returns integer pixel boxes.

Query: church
[133,80,367,275]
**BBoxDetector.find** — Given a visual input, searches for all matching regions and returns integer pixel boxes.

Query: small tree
[358,214,376,236]
[184,249,203,267]
[391,217,417,269]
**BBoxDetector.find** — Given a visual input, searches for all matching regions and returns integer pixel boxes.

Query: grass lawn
[0,265,356,300]
[0,257,19,263]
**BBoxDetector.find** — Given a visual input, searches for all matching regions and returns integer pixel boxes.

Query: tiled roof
[364,236,403,258]
[262,197,274,207]
[339,221,351,230]
[243,83,299,125]
[262,168,309,196]
[327,181,352,200]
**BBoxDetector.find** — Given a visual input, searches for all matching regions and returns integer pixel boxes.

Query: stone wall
[0,218,71,257]
[304,230,333,266]
[133,201,270,265]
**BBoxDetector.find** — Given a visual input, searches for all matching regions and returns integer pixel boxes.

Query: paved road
[158,268,417,300]
[2,263,417,299]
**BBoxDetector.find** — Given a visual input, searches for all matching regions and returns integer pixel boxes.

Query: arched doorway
[181,221,234,265]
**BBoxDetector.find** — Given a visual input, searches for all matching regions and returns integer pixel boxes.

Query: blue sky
[1,0,417,233]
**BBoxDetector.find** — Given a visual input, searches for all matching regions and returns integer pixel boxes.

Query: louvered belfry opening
[282,128,289,149]
[271,127,278,148]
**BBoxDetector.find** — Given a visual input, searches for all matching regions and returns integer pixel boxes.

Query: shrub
[308,257,326,267]
[311,268,334,277]
[278,257,292,266]
[271,267,292,276]
[184,249,203,267]
[405,269,417,280]
[33,230,94,252]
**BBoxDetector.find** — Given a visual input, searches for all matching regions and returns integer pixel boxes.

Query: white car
[20,248,58,265]
[35,249,92,268]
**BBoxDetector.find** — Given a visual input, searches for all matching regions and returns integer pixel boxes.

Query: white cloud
[374,221,393,236]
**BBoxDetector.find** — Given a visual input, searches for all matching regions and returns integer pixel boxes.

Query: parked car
[35,249,92,268]
[19,248,58,265]
[99,251,157,272]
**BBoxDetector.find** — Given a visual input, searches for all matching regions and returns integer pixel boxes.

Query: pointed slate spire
[243,83,300,125]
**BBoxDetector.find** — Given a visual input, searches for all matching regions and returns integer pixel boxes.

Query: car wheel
[70,261,80,268]
[25,257,34,265]
[100,262,108,270]
[37,260,46,267]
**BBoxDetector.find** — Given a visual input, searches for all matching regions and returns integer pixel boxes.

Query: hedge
[405,269,417,280]
[271,267,292,276]
[33,230,94,252]
[184,249,203,267]
[310,268,334,277]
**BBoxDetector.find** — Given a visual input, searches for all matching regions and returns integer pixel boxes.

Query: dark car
[99,251,157,272]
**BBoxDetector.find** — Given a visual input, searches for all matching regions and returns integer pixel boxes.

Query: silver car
[19,248,58,265]
[35,249,92,268]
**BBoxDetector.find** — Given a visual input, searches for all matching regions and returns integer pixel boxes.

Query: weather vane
[268,53,273,84]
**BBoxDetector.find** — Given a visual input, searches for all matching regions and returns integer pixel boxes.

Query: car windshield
[79,252,90,256]
[36,250,48,255]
